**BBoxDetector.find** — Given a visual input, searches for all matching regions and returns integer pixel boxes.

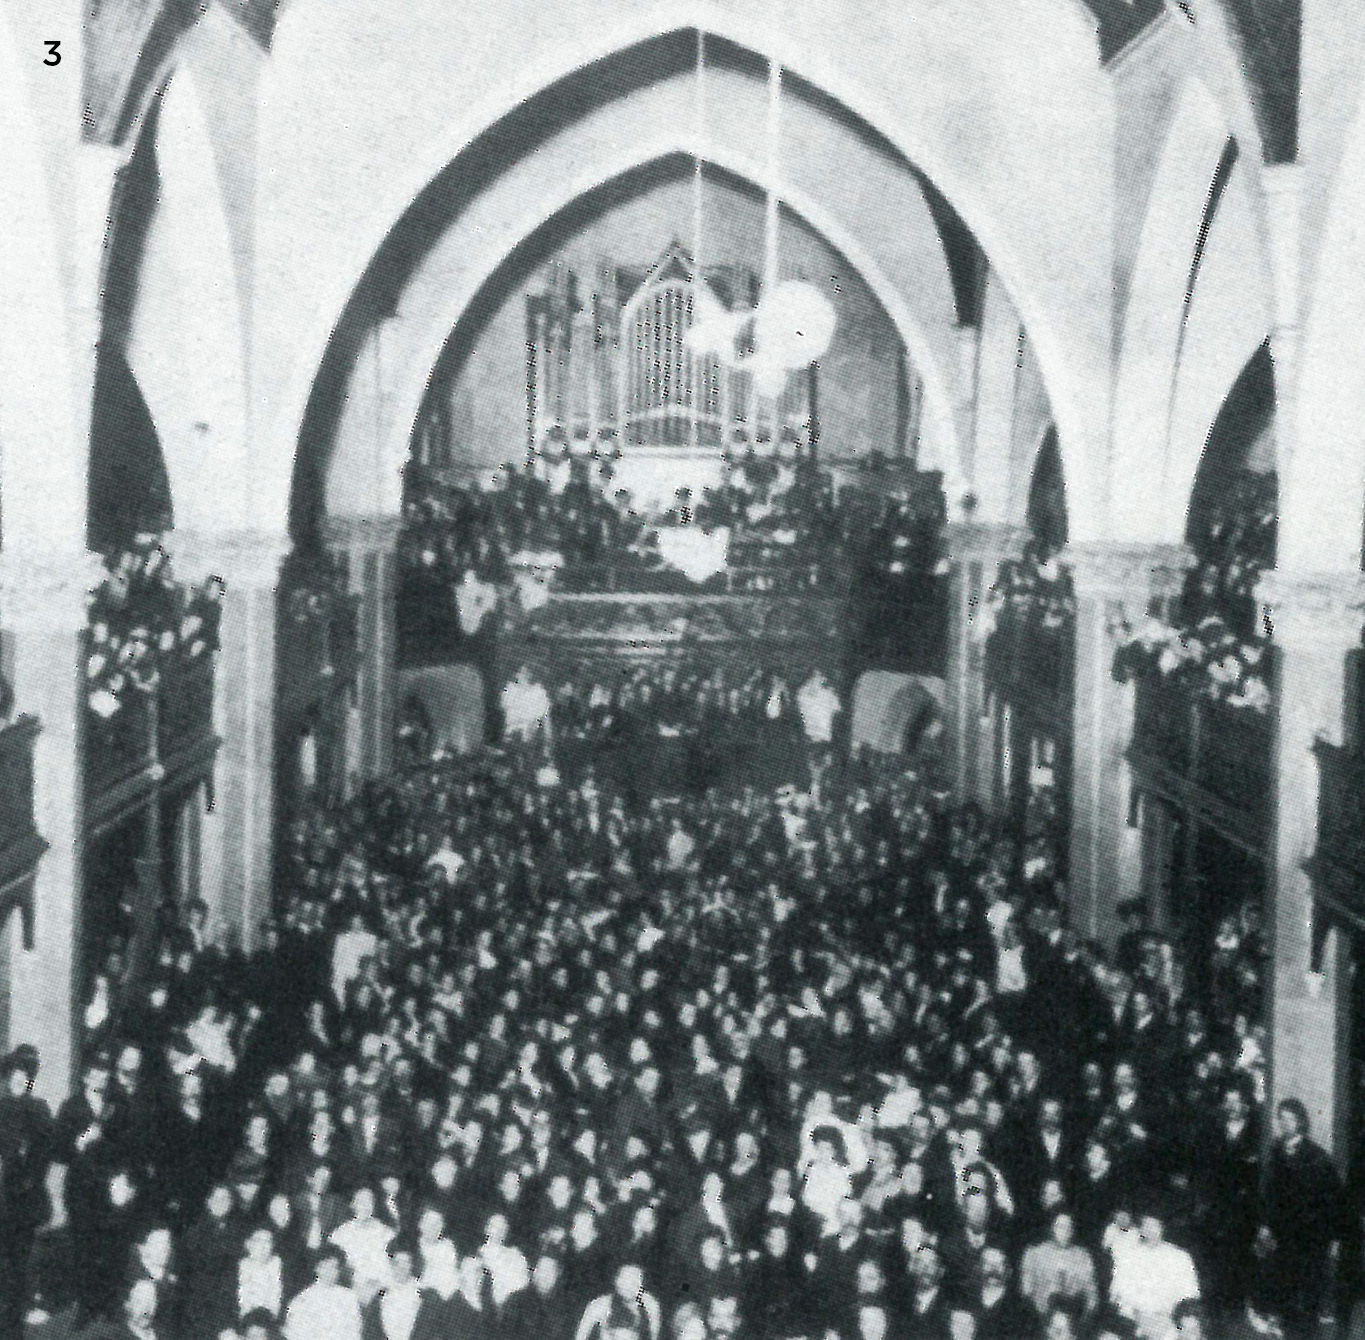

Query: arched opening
[1026,425,1069,557]
[282,28,1053,548]
[1121,341,1276,1036]
[982,424,1075,882]
[81,83,225,1046]
[387,149,950,770]
[89,100,174,554]
[1183,339,1276,639]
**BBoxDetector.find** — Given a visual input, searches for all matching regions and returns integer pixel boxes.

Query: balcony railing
[985,606,1076,729]
[1129,675,1272,845]
[86,688,154,799]
[86,657,218,807]
[1313,741,1365,886]
[159,657,216,763]
[1131,675,1193,778]
[555,560,839,597]
[0,716,43,869]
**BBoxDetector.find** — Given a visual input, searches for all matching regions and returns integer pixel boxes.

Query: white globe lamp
[755,280,838,369]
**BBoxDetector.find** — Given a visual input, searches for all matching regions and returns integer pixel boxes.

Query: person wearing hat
[0,1043,52,1340]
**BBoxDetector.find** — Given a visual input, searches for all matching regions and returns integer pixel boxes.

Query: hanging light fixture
[759,278,838,367]
[684,30,740,364]
[743,39,838,396]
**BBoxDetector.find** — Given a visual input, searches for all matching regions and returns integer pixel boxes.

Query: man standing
[0,1045,53,1340]
[1258,1099,1345,1338]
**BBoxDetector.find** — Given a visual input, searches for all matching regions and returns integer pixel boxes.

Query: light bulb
[755,280,838,368]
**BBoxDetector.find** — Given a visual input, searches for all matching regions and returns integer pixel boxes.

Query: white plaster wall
[1289,91,1365,571]
[1111,78,1235,543]
[1290,1,1365,336]
[125,68,251,535]
[971,272,1023,525]
[0,0,93,554]
[1164,158,1272,542]
[254,0,1116,541]
[1108,18,1185,352]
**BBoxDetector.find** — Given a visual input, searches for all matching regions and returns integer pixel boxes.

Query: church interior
[0,1,1363,1337]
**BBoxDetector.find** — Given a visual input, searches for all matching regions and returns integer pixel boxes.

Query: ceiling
[1081,0,1167,61]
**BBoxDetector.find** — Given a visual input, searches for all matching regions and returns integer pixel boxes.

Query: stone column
[176,530,289,953]
[0,546,105,1105]
[943,523,1025,809]
[956,325,983,483]
[1262,164,1303,479]
[1067,542,1192,945]
[1259,569,1365,1158]
[325,516,402,785]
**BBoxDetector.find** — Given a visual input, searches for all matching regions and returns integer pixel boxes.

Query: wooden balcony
[86,688,154,800]
[1128,675,1272,853]
[1309,742,1365,930]
[159,656,216,766]
[985,606,1075,732]
[0,716,47,942]
[86,657,219,833]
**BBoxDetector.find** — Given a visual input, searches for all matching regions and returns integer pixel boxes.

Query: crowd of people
[0,716,1349,1340]
[398,436,944,600]
[496,662,844,800]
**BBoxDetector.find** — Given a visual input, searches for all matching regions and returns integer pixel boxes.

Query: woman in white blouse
[330,1186,396,1302]
[237,1226,283,1322]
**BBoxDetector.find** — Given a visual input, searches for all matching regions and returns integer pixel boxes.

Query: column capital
[171,529,292,591]
[1063,541,1195,601]
[1257,567,1365,652]
[323,514,404,555]
[944,522,1027,566]
[0,546,106,634]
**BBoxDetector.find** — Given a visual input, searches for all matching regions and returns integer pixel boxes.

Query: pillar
[1258,568,1364,1158]
[176,530,288,953]
[325,516,401,785]
[1067,542,1192,945]
[944,522,1026,809]
[1262,164,1303,478]
[956,325,983,484]
[0,546,105,1105]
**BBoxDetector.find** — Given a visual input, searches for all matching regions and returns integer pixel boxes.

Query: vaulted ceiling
[1081,0,1166,61]
[84,0,279,143]
[83,0,1295,162]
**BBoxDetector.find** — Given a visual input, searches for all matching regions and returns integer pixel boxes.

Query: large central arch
[313,141,969,534]
[257,4,1116,545]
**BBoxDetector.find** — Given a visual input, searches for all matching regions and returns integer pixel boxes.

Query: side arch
[1111,76,1242,543]
[121,66,252,538]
